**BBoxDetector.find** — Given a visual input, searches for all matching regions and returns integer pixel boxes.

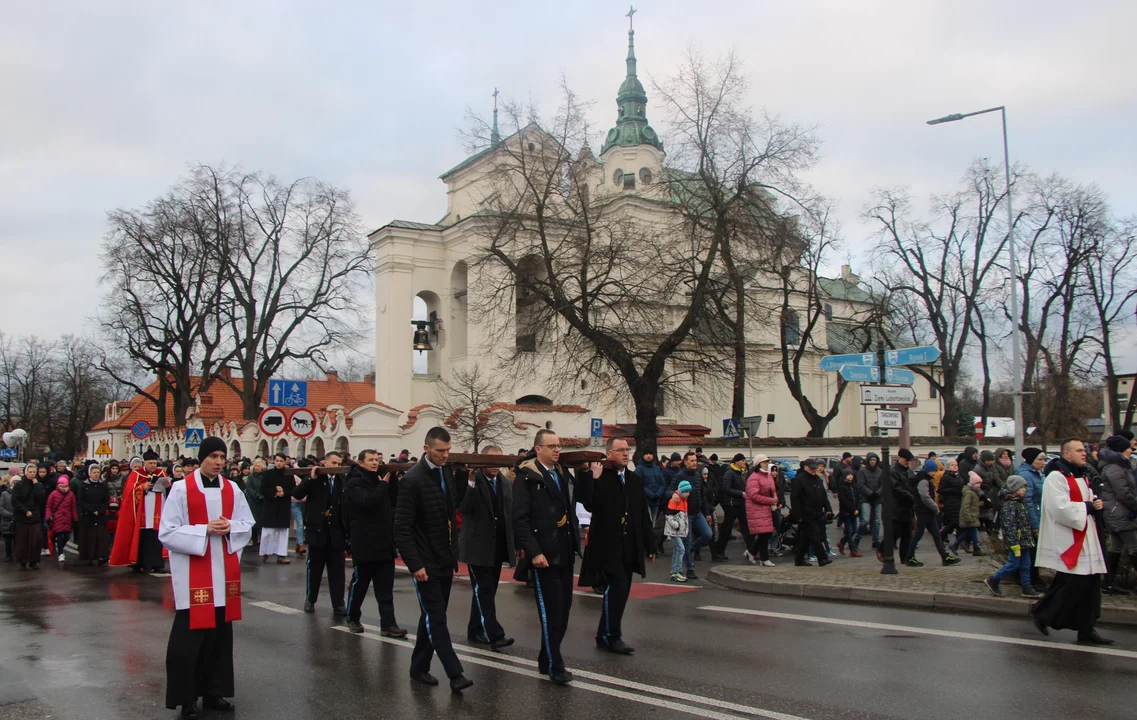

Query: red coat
[46,489,78,533]
[109,468,169,567]
[745,470,779,534]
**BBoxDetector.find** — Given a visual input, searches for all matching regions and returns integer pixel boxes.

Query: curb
[706,567,1137,627]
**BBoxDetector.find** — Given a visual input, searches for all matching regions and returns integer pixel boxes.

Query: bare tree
[466,49,818,454]
[212,168,372,419]
[435,364,516,452]
[98,166,233,426]
[867,160,1012,435]
[1084,216,1137,431]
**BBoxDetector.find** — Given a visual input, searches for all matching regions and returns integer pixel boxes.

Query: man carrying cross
[160,437,254,718]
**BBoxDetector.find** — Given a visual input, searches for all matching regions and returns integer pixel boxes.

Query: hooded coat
[854,453,884,505]
[957,447,979,480]
[1099,448,1137,534]
[744,468,778,534]
[45,487,78,533]
[938,470,965,524]
[1016,461,1045,531]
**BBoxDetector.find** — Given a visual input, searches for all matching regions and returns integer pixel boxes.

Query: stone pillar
[376,254,415,413]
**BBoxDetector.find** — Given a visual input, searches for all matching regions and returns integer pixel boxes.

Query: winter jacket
[12,478,46,524]
[914,475,939,516]
[883,461,916,522]
[790,470,832,522]
[664,468,712,519]
[46,489,78,533]
[636,460,666,509]
[1099,448,1137,534]
[974,463,996,520]
[719,463,748,508]
[836,480,858,517]
[998,497,1034,549]
[259,468,296,529]
[957,447,979,480]
[78,480,110,526]
[0,488,13,535]
[938,471,965,525]
[393,458,468,573]
[664,494,689,538]
[959,485,982,528]
[744,469,779,534]
[990,454,1014,511]
[854,453,884,505]
[343,465,397,564]
[1016,462,1045,531]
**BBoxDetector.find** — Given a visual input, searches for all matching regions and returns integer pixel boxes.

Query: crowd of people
[2,428,1135,716]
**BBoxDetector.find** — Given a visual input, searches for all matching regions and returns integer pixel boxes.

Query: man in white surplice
[159,437,254,718]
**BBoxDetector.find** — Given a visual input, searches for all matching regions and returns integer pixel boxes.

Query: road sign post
[839,365,880,383]
[819,352,876,372]
[739,416,763,459]
[722,418,741,441]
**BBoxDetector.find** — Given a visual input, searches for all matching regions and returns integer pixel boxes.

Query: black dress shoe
[549,670,574,685]
[794,561,813,567]
[332,606,347,616]
[817,558,833,567]
[381,626,408,638]
[598,638,634,654]
[1077,630,1115,646]
[450,674,474,692]
[303,601,315,613]
[469,633,491,645]
[490,636,515,650]
[180,702,200,718]
[410,671,439,686]
[202,696,234,712]
[686,569,698,579]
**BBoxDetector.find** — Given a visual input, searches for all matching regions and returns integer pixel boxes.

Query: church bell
[412,321,433,352]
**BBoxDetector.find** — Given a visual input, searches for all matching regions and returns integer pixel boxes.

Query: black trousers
[748,533,772,561]
[794,519,827,564]
[908,513,950,561]
[533,563,574,676]
[136,528,164,570]
[467,564,505,641]
[880,517,913,564]
[411,569,463,678]
[713,504,749,556]
[347,560,397,628]
[305,542,345,608]
[165,608,234,709]
[598,561,634,642]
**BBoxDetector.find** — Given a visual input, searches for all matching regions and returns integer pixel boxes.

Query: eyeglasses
[539,444,562,450]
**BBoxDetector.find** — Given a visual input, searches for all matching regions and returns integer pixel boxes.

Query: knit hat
[732,453,746,463]
[198,436,227,462]
[968,471,983,487]
[922,458,938,473]
[1005,475,1026,493]
[1106,435,1131,453]
[670,452,682,461]
[980,450,995,462]
[57,478,68,487]
[678,480,692,494]
[1022,447,1043,465]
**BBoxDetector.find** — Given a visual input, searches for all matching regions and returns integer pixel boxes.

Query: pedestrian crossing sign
[185,428,204,448]
[95,440,112,456]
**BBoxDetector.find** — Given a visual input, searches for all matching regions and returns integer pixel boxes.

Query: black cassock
[165,608,234,710]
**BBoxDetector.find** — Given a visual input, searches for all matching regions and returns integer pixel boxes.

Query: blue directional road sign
[885,345,941,367]
[590,418,603,447]
[0,449,16,460]
[839,365,880,383]
[885,367,917,385]
[185,428,204,448]
[819,352,876,373]
[269,379,308,408]
[723,418,741,440]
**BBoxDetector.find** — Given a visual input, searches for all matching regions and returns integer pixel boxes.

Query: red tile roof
[90,374,387,433]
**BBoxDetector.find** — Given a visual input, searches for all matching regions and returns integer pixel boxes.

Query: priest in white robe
[1030,438,1112,645]
[160,437,254,718]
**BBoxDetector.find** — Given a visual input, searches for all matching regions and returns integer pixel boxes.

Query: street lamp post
[927,106,1023,464]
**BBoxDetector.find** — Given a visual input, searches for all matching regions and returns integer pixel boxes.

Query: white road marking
[335,625,806,720]
[697,606,1137,660]
[249,600,303,615]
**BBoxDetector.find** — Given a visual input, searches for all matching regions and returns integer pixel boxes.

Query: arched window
[781,309,801,347]
[275,438,289,456]
[450,262,468,359]
[515,256,545,352]
[229,440,241,458]
[311,437,325,457]
[296,438,307,459]
[515,394,553,406]
[413,291,442,375]
[335,436,349,455]
[257,440,270,458]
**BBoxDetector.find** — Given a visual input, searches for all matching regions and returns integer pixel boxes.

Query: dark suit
[393,458,468,679]
[576,466,654,645]
[513,458,579,677]
[458,468,516,642]
[293,470,347,608]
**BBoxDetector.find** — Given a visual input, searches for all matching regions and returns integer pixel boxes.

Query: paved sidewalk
[704,542,1137,626]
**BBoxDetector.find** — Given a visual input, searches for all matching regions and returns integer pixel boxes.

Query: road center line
[697,606,1137,660]
[249,600,303,615]
[334,625,804,720]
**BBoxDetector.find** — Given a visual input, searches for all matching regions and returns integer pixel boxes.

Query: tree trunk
[631,379,661,459]
[156,380,168,428]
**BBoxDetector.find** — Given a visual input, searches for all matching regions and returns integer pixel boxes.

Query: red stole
[108,468,169,567]
[185,474,242,630]
[1058,473,1087,571]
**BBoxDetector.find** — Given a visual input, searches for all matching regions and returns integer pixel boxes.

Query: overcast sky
[3,1,1135,373]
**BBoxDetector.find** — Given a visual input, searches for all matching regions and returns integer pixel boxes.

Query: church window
[824,303,833,321]
[613,169,624,185]
[623,174,636,190]
[781,309,801,347]
[639,167,652,184]
[528,142,535,151]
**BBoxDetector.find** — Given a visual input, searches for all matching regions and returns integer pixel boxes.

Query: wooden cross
[627,5,636,30]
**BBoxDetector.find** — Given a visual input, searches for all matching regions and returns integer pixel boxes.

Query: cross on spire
[626,5,636,31]
[492,87,499,110]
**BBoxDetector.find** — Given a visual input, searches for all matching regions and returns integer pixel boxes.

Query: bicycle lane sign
[268,379,308,408]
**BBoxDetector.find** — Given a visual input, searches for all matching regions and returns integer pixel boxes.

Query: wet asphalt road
[2,546,1137,720]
